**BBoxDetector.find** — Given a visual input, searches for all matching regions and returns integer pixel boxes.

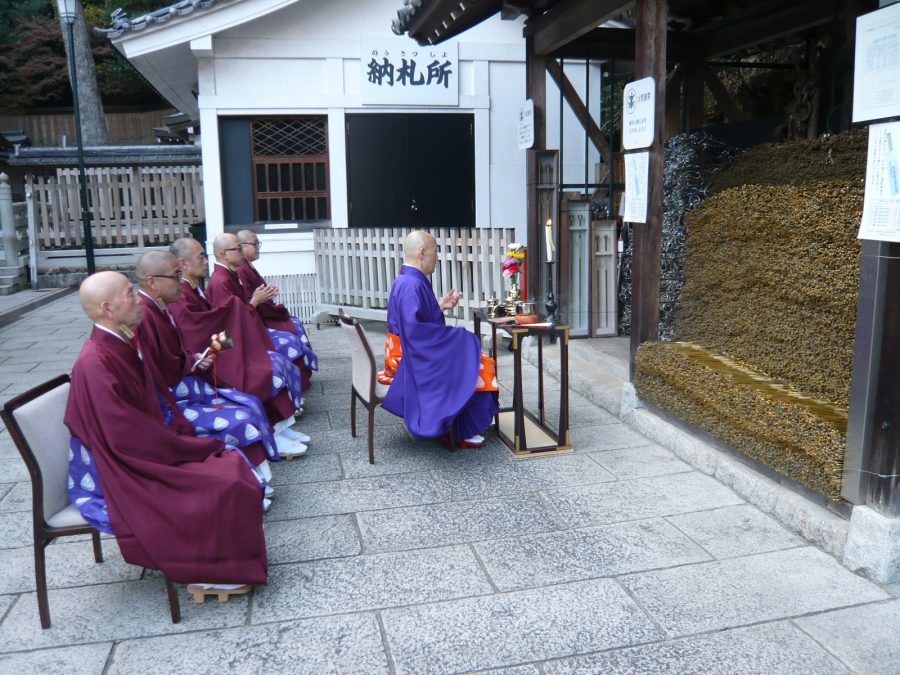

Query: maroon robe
[64,327,267,584]
[213,262,313,387]
[136,292,267,466]
[168,281,295,423]
[236,261,294,333]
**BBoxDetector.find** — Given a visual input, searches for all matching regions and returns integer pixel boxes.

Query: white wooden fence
[26,166,203,250]
[315,227,516,321]
[267,273,319,324]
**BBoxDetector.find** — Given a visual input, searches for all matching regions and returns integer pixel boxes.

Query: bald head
[237,229,261,263]
[169,237,197,261]
[171,236,209,284]
[236,229,255,244]
[79,271,142,330]
[136,251,176,284]
[213,233,238,257]
[403,230,437,275]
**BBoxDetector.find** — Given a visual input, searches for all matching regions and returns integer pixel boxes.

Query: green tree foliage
[0,0,166,111]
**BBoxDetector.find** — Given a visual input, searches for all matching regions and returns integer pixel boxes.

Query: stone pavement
[0,294,897,674]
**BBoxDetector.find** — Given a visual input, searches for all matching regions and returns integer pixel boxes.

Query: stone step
[521,336,627,416]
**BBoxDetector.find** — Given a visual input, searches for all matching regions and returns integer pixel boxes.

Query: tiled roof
[95,0,236,39]
[7,145,202,168]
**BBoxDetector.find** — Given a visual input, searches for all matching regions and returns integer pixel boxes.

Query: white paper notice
[623,152,649,223]
[859,122,900,242]
[853,3,900,123]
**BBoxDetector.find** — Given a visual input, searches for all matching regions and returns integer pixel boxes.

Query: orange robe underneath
[378,332,498,392]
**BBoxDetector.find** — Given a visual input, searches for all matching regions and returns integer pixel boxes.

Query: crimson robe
[236,261,294,332]
[64,327,267,584]
[168,281,295,422]
[382,265,498,439]
[136,292,268,465]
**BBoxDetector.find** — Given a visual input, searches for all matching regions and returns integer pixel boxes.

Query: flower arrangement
[502,243,526,279]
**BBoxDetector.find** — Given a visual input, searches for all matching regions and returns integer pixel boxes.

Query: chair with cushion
[338,309,389,464]
[1,374,181,629]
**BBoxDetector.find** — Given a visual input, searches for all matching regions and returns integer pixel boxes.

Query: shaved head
[236,229,255,243]
[170,237,197,261]
[403,230,437,275]
[137,251,176,282]
[79,271,142,330]
[213,233,239,257]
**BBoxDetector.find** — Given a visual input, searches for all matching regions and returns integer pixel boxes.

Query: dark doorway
[347,113,475,227]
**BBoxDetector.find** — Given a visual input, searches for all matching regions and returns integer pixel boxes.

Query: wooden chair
[1,374,181,629]
[338,309,389,464]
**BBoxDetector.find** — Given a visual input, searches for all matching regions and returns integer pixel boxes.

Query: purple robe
[136,292,279,463]
[382,265,498,439]
[64,327,267,584]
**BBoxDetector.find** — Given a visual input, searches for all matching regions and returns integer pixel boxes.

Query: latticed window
[251,117,329,222]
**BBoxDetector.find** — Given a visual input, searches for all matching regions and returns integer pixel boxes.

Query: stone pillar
[0,173,15,265]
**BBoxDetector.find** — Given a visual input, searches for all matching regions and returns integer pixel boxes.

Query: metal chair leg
[350,388,358,437]
[165,576,181,624]
[91,530,104,563]
[34,539,51,629]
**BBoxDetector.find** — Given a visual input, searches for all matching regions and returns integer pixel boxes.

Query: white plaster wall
[190,0,602,272]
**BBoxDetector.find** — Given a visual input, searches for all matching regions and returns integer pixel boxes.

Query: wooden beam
[526,34,547,305]
[526,0,631,55]
[629,0,667,375]
[683,61,705,131]
[698,0,834,58]
[545,58,610,161]
[665,64,685,139]
[553,27,698,62]
[699,63,743,123]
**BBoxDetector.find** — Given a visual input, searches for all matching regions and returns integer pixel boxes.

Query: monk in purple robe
[168,237,310,450]
[236,229,318,387]
[65,271,266,600]
[382,231,498,446]
[207,233,315,391]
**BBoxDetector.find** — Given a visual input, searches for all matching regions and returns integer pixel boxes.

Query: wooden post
[844,240,900,516]
[683,61,705,132]
[526,34,546,305]
[629,0,667,375]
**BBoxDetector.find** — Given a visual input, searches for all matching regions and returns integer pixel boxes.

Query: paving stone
[0,362,41,374]
[545,621,849,675]
[0,578,249,652]
[0,482,30,513]
[108,613,388,674]
[430,454,616,501]
[666,504,805,559]
[341,438,509,479]
[328,405,408,432]
[0,538,140,594]
[268,453,343,486]
[570,423,651,451]
[475,518,711,592]
[795,599,900,675]
[0,643,112,675]
[251,546,491,622]
[357,495,564,553]
[544,404,617,428]
[0,511,32,549]
[382,579,662,674]
[0,458,28,484]
[544,472,745,527]
[25,359,80,373]
[265,473,442,520]
[290,410,330,431]
[477,667,541,675]
[590,444,692,480]
[619,547,890,637]
[264,514,361,564]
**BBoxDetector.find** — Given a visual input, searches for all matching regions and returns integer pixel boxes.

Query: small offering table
[473,308,572,457]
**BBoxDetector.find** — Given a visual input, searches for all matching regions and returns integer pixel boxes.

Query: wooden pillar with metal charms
[526,34,547,304]
[629,0,667,376]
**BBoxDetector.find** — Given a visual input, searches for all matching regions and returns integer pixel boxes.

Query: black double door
[347,113,475,228]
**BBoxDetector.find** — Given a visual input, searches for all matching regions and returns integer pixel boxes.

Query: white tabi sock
[262,497,272,512]
[253,460,273,484]
[280,427,311,444]
[275,433,307,457]
[190,583,246,591]
[464,434,485,444]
